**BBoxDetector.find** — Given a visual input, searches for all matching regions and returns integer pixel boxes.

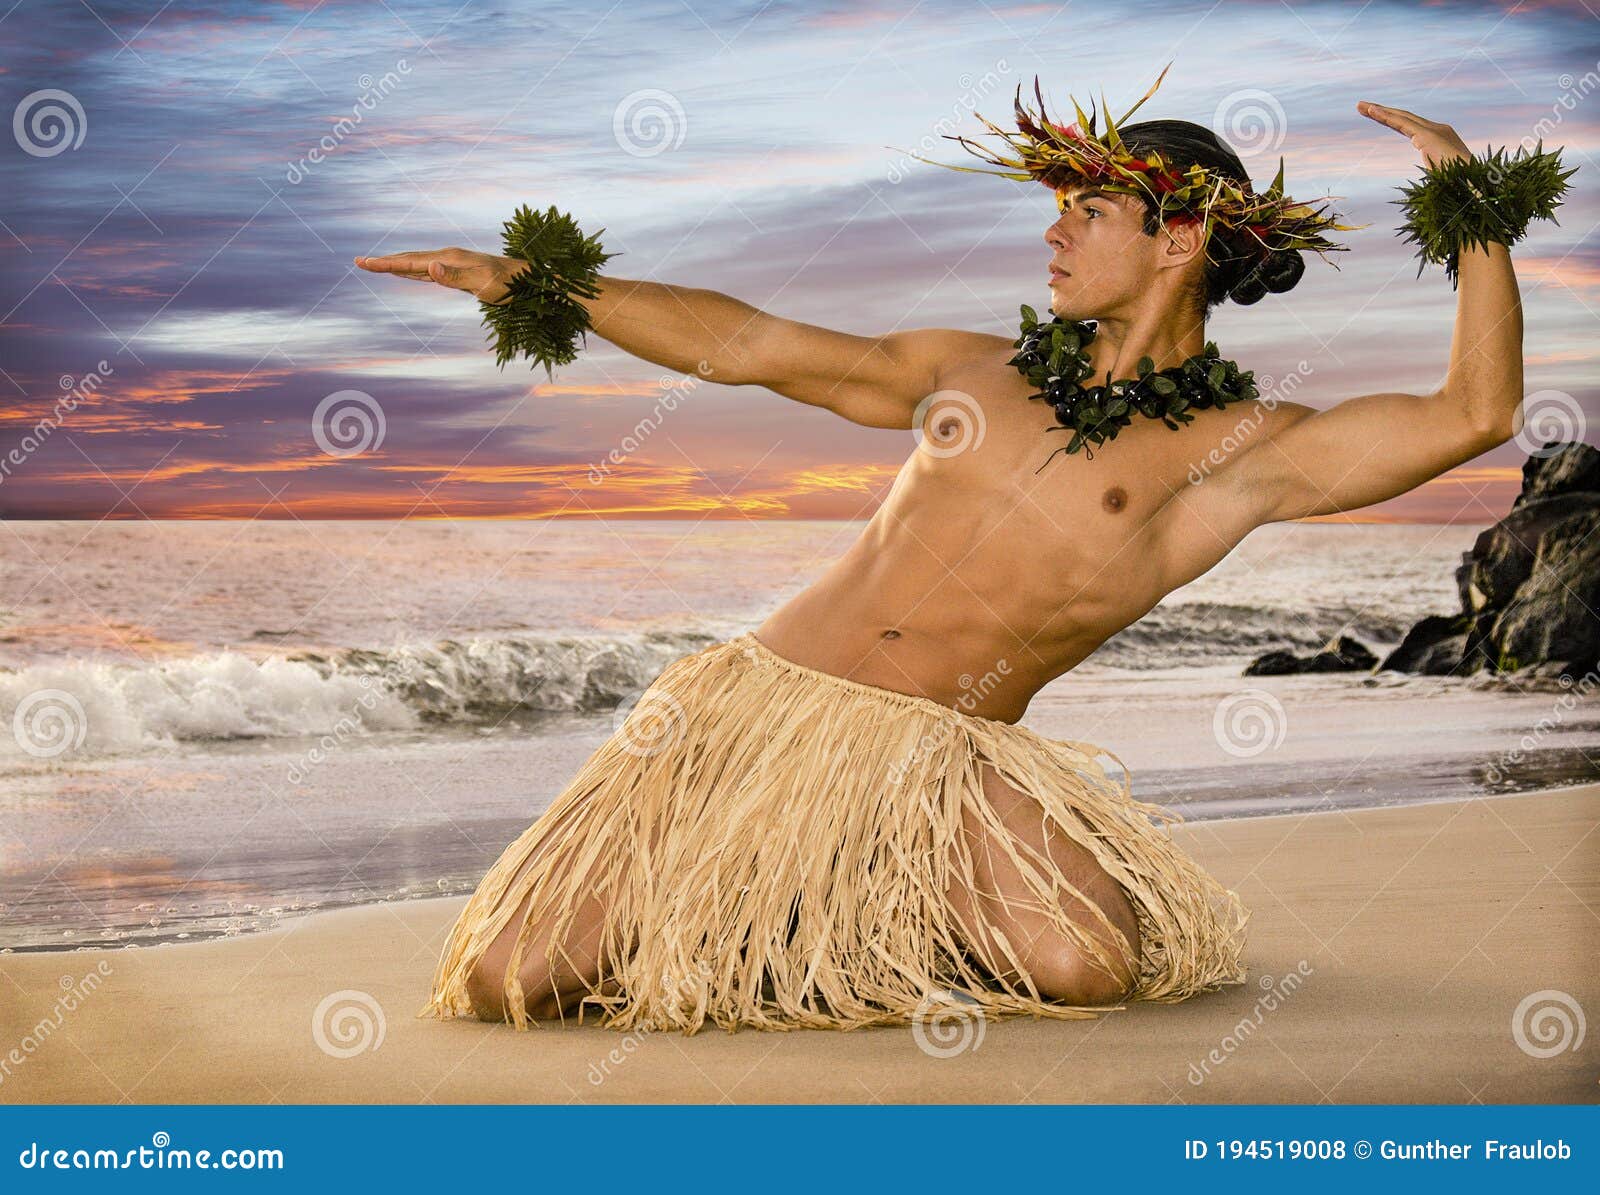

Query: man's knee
[464,954,511,1022]
[1025,937,1137,1006]
[465,947,574,1023]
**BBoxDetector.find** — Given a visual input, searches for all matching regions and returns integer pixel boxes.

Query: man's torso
[755,333,1298,721]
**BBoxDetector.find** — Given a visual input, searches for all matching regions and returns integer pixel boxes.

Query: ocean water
[2,519,1596,951]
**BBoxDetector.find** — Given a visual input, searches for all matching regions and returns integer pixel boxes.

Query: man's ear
[1159,218,1207,272]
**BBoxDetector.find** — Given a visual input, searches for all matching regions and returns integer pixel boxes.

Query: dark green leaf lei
[1392,142,1574,290]
[479,204,618,376]
[1010,304,1261,469]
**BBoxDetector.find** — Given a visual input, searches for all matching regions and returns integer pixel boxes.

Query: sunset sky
[1,0,1595,522]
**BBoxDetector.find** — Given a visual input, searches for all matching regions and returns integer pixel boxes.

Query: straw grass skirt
[420,632,1249,1034]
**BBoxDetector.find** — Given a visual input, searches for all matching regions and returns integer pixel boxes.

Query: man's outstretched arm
[355,248,982,429]
[1229,102,1524,524]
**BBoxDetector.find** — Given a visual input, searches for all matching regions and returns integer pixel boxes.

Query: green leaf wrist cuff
[479,203,618,376]
[1392,142,1576,289]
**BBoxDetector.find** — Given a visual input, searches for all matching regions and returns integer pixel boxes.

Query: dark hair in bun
[1227,245,1306,306]
[1108,118,1309,316]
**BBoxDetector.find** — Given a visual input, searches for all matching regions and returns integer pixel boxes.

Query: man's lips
[1049,266,1070,283]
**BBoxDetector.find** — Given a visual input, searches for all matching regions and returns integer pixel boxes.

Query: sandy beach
[3,785,1595,1105]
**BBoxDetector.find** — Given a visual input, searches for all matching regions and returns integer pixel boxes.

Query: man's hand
[354,247,523,305]
[1356,100,1472,169]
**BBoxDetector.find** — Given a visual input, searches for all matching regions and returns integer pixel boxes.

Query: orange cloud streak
[1519,256,1600,290]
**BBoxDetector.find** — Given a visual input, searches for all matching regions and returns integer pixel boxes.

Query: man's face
[1043,184,1159,320]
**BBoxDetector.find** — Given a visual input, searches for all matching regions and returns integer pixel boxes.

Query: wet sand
[2,786,1595,1104]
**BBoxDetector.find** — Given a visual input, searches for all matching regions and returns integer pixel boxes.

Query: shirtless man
[357,101,1522,1020]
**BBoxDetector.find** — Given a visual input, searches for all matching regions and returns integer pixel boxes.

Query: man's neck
[1077,308,1209,385]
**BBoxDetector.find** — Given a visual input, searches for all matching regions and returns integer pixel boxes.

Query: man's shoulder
[1212,398,1321,480]
[877,328,1016,394]
[906,329,1016,383]
[1256,398,1320,429]
[1167,399,1321,519]
[901,328,1015,359]
[962,329,1018,352]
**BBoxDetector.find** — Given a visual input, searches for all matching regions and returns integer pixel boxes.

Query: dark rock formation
[1511,440,1600,509]
[1245,635,1379,676]
[1488,509,1600,673]
[1383,441,1600,682]
[1378,613,1481,675]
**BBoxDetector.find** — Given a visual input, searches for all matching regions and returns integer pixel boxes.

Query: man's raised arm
[1226,103,1525,525]
[356,248,982,429]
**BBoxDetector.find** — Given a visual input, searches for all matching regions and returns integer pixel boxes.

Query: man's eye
[1085,206,1102,219]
